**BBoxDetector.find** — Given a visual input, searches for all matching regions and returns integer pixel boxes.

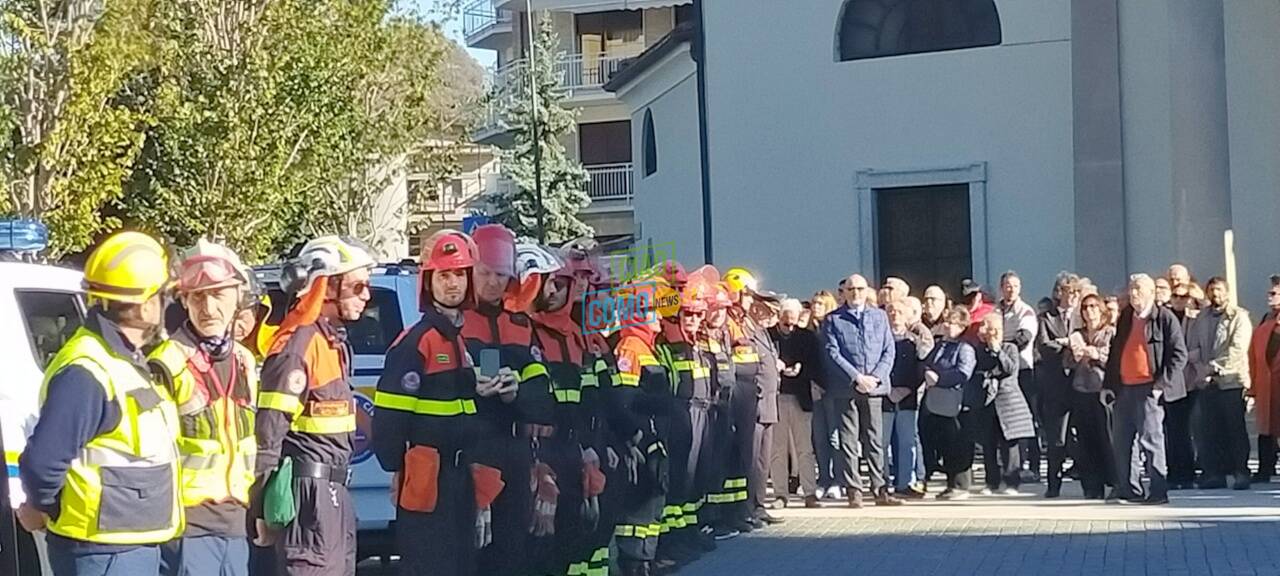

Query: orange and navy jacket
[532,314,592,436]
[462,302,555,431]
[372,307,481,471]
[255,319,355,477]
[612,326,671,442]
[582,332,617,448]
[656,321,712,401]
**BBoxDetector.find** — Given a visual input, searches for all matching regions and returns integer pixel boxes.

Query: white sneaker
[1001,487,1019,496]
[978,488,994,496]
[942,489,971,501]
[813,486,827,500]
[826,486,845,501]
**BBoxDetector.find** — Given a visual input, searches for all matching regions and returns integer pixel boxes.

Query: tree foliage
[0,0,480,262]
[490,13,592,244]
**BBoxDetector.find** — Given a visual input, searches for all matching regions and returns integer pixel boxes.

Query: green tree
[490,13,592,243]
[0,0,156,257]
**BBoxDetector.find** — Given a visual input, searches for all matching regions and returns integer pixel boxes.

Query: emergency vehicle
[0,220,86,575]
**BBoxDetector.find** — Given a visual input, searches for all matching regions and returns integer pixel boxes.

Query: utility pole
[525,0,545,243]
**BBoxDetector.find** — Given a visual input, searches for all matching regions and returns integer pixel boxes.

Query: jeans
[770,394,817,498]
[162,535,250,576]
[48,535,160,576]
[881,409,919,491]
[1112,383,1168,500]
[812,394,844,489]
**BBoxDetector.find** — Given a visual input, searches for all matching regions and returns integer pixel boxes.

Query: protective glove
[625,443,646,486]
[476,507,493,549]
[530,461,559,537]
[580,495,600,532]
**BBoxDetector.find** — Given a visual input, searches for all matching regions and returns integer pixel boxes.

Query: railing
[585,163,633,203]
[462,0,511,38]
[475,52,636,138]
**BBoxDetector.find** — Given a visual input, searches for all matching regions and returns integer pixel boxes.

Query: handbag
[923,385,963,418]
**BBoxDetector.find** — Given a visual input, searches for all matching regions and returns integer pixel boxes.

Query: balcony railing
[463,0,512,39]
[586,163,633,203]
[475,52,636,139]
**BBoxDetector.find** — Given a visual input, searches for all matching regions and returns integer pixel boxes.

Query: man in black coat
[1103,273,1188,505]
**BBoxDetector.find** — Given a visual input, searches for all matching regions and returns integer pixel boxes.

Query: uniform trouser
[725,383,757,522]
[1112,384,1168,500]
[476,434,533,576]
[1164,390,1199,485]
[1258,435,1278,479]
[272,477,356,576]
[614,425,667,568]
[530,433,584,576]
[1017,369,1042,476]
[47,535,160,576]
[978,405,1022,490]
[1196,387,1250,480]
[812,394,844,490]
[881,408,918,492]
[702,401,740,526]
[661,398,708,553]
[750,421,774,515]
[397,453,477,576]
[162,534,250,576]
[838,395,887,495]
[770,395,817,498]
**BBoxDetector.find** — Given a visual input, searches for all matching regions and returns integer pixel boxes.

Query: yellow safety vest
[149,339,258,509]
[40,328,183,545]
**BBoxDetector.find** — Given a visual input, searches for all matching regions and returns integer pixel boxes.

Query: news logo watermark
[580,280,681,335]
[608,241,676,286]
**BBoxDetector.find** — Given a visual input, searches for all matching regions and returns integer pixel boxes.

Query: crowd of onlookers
[762,265,1280,507]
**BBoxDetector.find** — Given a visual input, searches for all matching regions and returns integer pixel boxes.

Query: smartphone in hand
[480,348,501,378]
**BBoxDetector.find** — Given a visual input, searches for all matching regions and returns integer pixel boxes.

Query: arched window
[642,109,657,177]
[836,0,1002,62]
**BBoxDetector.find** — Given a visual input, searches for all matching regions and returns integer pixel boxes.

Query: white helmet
[283,235,376,296]
[514,242,563,284]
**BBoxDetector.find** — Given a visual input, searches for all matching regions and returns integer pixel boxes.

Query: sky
[421,0,499,68]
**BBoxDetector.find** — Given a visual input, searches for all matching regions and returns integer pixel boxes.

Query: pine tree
[490,13,593,243]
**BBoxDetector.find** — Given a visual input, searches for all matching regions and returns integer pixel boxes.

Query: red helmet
[710,282,733,310]
[422,231,475,271]
[680,275,714,314]
[660,261,688,286]
[472,224,516,278]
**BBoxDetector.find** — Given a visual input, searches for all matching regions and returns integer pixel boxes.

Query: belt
[293,461,351,486]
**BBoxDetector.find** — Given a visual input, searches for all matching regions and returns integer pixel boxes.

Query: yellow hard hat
[722,267,759,294]
[83,231,170,305]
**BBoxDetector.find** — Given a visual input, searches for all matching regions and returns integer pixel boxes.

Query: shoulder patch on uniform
[617,356,632,373]
[286,369,307,394]
[401,372,421,392]
[530,345,543,362]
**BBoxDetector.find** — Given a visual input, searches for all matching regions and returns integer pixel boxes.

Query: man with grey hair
[769,298,820,507]
[1103,273,1188,504]
[921,286,948,335]
[878,277,910,308]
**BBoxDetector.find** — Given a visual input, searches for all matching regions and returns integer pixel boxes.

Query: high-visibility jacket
[41,328,183,545]
[149,333,258,508]
[656,321,712,401]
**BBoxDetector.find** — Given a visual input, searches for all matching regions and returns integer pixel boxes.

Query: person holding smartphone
[373,231,503,576]
[462,224,553,576]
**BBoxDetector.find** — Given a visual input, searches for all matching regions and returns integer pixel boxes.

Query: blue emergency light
[0,218,49,253]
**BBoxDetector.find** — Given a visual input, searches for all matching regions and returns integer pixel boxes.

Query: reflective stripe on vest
[42,328,183,545]
[374,391,478,416]
[149,340,258,508]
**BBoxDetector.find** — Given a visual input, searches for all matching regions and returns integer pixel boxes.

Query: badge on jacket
[401,371,421,393]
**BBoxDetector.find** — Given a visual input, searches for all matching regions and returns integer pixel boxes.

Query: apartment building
[603,0,1280,312]
[463,0,695,248]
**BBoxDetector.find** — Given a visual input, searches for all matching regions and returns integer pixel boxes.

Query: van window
[346,287,404,356]
[16,290,84,370]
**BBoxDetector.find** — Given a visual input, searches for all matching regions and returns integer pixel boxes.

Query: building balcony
[473,52,635,143]
[493,0,690,14]
[462,0,514,50]
[583,162,634,209]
